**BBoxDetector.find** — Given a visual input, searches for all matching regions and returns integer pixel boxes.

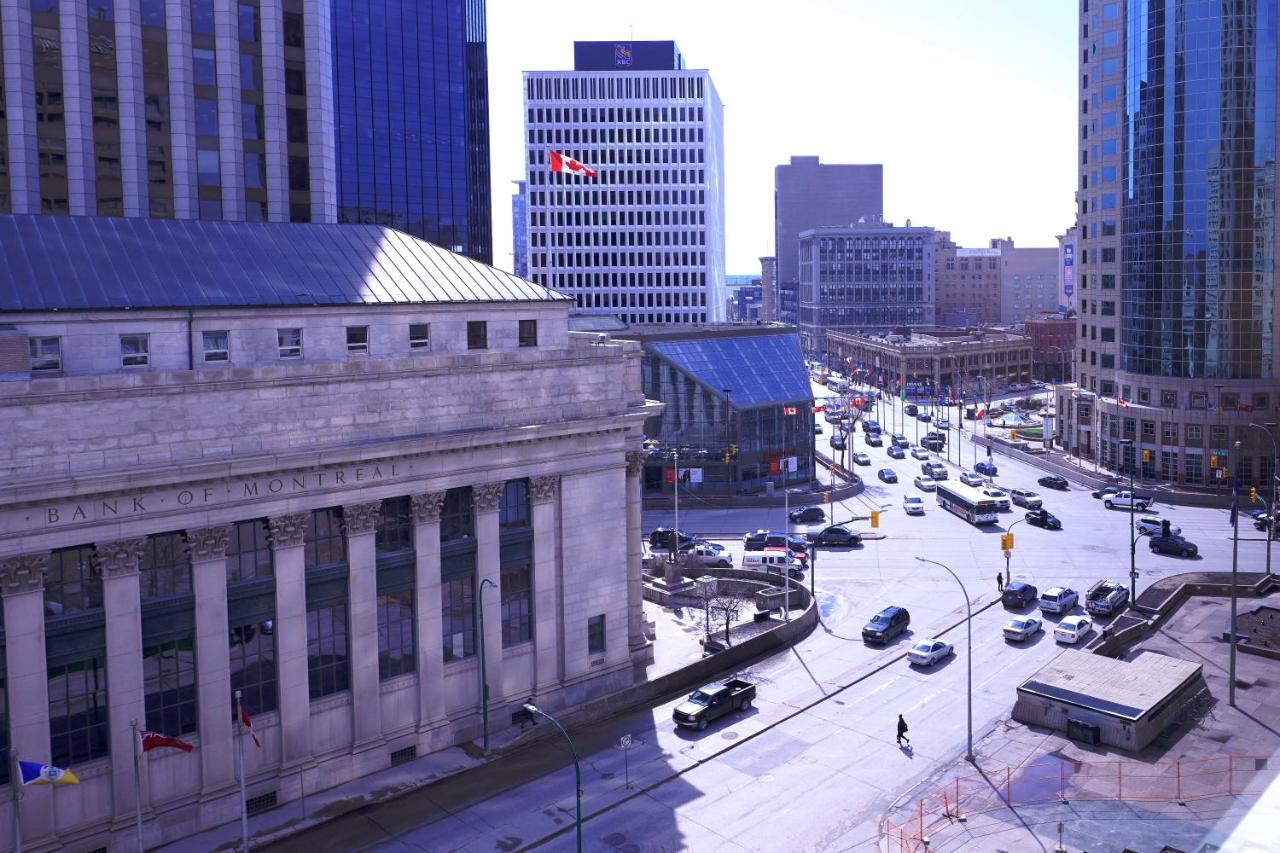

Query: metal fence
[884,755,1276,852]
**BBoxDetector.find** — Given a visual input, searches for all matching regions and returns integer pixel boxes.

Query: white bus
[936,481,1000,525]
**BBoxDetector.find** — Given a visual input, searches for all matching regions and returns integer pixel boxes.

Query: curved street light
[914,557,975,763]
[524,703,583,852]
[477,577,498,752]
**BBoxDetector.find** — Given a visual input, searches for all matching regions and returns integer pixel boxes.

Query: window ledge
[307,690,351,714]
[379,673,418,694]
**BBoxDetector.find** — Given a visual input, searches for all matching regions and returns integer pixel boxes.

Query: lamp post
[476,577,498,752]
[1215,384,1225,492]
[1248,422,1278,578]
[1229,440,1241,708]
[1118,438,1138,602]
[524,703,583,853]
[1004,517,1027,580]
[914,557,975,763]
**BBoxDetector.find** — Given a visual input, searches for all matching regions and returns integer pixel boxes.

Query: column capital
[342,501,382,536]
[96,537,145,578]
[626,451,646,476]
[0,553,48,596]
[530,474,560,504]
[268,512,309,549]
[473,482,504,514]
[186,525,230,562]
[411,491,447,524]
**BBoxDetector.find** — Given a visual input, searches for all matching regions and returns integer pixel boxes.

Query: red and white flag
[549,150,597,177]
[1117,397,1130,408]
[975,407,986,419]
[783,406,798,416]
[140,730,193,753]
[239,705,261,748]
[812,405,824,413]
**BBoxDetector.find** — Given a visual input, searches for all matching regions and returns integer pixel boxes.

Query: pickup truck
[1103,491,1152,511]
[1085,579,1130,616]
[671,678,756,730]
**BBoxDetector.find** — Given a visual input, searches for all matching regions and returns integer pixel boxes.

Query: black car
[766,532,810,554]
[904,404,918,416]
[743,529,770,551]
[865,432,884,447]
[831,434,847,451]
[810,525,862,546]
[788,505,826,524]
[917,412,932,423]
[1091,485,1120,500]
[1024,509,1062,530]
[878,468,898,483]
[1038,475,1069,491]
[1001,581,1039,608]
[887,445,906,460]
[862,606,911,645]
[861,420,881,433]
[921,437,944,452]
[1149,534,1199,557]
[648,528,695,552]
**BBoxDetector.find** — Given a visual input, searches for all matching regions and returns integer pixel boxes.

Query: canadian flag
[239,705,261,749]
[1117,397,1130,408]
[549,150,598,177]
[783,406,798,416]
[812,405,824,413]
[975,407,986,419]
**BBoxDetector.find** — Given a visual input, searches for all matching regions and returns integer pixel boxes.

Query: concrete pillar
[165,0,198,218]
[258,0,289,221]
[473,483,504,711]
[96,537,147,830]
[530,475,561,693]
[59,0,95,215]
[267,513,311,768]
[302,0,336,223]
[342,502,383,763]
[114,0,149,216]
[623,454,651,658]
[0,1,40,213]
[212,0,245,220]
[410,492,446,742]
[0,554,55,845]
[186,526,234,798]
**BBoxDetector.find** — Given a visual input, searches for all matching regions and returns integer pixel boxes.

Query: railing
[884,755,1276,852]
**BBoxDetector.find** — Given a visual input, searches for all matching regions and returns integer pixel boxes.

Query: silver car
[960,471,984,487]
[1002,615,1043,642]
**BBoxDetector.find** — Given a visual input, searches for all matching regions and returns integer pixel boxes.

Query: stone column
[97,537,147,829]
[60,0,96,216]
[410,492,446,741]
[0,555,55,844]
[624,454,650,655]
[473,483,505,710]
[268,513,311,768]
[114,0,149,217]
[342,502,383,765]
[187,525,234,798]
[530,475,562,693]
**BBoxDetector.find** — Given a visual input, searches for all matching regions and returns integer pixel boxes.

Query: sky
[485,0,1077,275]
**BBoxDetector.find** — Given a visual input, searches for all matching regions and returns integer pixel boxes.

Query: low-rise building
[1026,312,1078,382]
[826,327,1032,396]
[935,234,1001,327]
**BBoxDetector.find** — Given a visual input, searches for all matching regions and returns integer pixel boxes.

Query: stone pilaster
[60,0,95,215]
[530,475,562,692]
[473,483,504,718]
[268,512,310,767]
[0,2,40,213]
[187,525,235,798]
[624,453,650,656]
[97,537,147,829]
[410,491,446,743]
[114,0,149,216]
[342,502,383,763]
[212,0,246,220]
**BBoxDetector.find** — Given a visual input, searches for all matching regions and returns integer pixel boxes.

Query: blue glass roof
[648,333,811,408]
[0,215,567,311]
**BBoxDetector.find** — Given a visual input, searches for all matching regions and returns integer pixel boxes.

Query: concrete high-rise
[774,156,883,325]
[1059,1,1278,488]
[522,41,725,324]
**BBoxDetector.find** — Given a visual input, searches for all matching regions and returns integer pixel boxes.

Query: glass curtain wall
[141,0,173,216]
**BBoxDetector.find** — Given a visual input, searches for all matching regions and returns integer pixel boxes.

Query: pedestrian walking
[896,714,910,746]
[996,571,1004,592]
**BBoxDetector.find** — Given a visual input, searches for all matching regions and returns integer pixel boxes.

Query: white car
[1136,516,1180,537]
[959,471,984,487]
[936,418,951,429]
[1054,615,1093,644]
[1010,488,1042,509]
[913,475,938,492]
[910,447,931,461]
[851,452,871,466]
[907,639,954,667]
[688,543,733,568]
[903,493,926,515]
[1002,615,1043,642]
[982,488,1011,510]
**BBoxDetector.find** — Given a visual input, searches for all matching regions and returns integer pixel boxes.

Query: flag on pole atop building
[18,760,79,785]
[141,731,194,753]
[239,705,261,748]
[549,150,598,177]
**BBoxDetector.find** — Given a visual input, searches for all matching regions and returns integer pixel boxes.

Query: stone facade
[826,327,1032,395]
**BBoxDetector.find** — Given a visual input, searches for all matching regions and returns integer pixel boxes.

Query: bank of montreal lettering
[24,461,402,531]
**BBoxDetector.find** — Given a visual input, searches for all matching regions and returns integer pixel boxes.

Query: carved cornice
[96,538,145,577]
[186,526,230,562]
[530,475,560,505]
[411,491,447,524]
[342,502,382,536]
[473,482,505,514]
[0,553,48,596]
[626,452,645,477]
[267,513,309,549]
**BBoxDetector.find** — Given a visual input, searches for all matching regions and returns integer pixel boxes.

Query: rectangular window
[1211,425,1228,443]
[587,614,606,654]
[143,638,197,735]
[140,532,192,599]
[48,658,109,766]
[501,565,533,647]
[227,519,272,582]
[120,333,150,367]
[375,497,414,555]
[467,321,488,350]
[304,508,346,569]
[28,336,62,372]
[440,487,474,543]
[1162,422,1178,441]
[1138,388,1150,405]
[346,325,368,355]
[1100,301,1115,316]
[1141,421,1155,438]
[442,576,476,662]
[499,480,530,529]
[278,327,302,358]
[377,589,415,680]
[202,330,229,363]
[306,602,350,698]
[46,546,102,617]
[229,620,277,716]
[1190,392,1207,409]
[1186,424,1203,441]
[409,323,430,350]
[519,319,538,348]
[197,149,220,185]
[1161,390,1178,408]
[1253,393,1270,411]
[193,46,216,86]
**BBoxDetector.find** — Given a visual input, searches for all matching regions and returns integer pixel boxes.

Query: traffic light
[871,510,880,529]
[724,451,731,464]
[823,491,831,503]
[1000,533,1015,550]
[1010,430,1017,441]
[1142,449,1152,463]
[1210,455,1220,468]
[729,443,738,457]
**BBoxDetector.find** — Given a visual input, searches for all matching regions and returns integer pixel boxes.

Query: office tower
[522,40,726,324]
[1061,0,1277,488]
[992,238,1058,326]
[512,180,528,277]
[759,255,777,322]
[934,232,1002,326]
[774,156,883,325]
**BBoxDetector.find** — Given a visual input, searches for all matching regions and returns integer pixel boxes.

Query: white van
[742,548,803,578]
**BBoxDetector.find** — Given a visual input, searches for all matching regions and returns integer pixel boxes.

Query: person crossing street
[896,714,910,746]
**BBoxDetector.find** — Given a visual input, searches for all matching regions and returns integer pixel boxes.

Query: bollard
[1176,759,1183,805]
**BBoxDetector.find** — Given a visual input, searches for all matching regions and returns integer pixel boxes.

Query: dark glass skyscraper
[332,0,492,264]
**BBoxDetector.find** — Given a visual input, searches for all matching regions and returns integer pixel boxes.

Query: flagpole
[235,690,250,853]
[131,719,144,851]
[9,747,21,853]
[1229,442,1240,708]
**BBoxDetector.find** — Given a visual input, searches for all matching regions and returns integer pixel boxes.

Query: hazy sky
[485,0,1077,275]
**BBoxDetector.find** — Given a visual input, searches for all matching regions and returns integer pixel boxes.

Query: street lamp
[1229,440,1241,708]
[914,557,975,763]
[695,575,716,642]
[524,703,583,853]
[476,577,498,752]
[1118,438,1138,602]
[1004,517,1027,579]
[1248,422,1278,578]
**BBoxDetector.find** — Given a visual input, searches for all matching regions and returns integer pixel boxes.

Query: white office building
[522,41,726,324]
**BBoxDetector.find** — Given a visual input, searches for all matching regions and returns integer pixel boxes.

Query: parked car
[910,447,931,461]
[1136,516,1180,537]
[1104,491,1152,511]
[788,505,826,524]
[810,525,862,546]
[831,434,847,451]
[1038,475,1069,491]
[907,639,953,667]
[887,445,906,460]
[1010,488,1043,509]
[1054,615,1093,645]
[892,434,911,448]
[688,543,733,568]
[1002,615,1043,642]
[982,488,1011,510]
[1085,579,1130,616]
[865,431,884,447]
[764,532,809,553]
[648,528,696,553]
[1024,509,1061,530]
[743,529,770,550]
[862,606,911,645]
[672,678,756,730]
[913,475,938,492]
[852,452,872,466]
[903,493,926,515]
[1091,485,1120,500]
[1039,586,1079,615]
[975,460,999,477]
[1002,581,1039,608]
[878,468,898,484]
[1149,534,1199,557]
[959,471,984,487]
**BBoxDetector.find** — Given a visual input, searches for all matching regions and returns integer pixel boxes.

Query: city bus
[935,481,1000,525]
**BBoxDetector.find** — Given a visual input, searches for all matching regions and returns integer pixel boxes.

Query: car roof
[1006,581,1031,591]
[876,606,905,617]
[1043,586,1068,594]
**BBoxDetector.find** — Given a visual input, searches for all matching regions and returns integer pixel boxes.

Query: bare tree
[708,594,746,646]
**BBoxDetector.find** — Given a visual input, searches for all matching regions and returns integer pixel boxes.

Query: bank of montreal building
[0,215,657,849]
